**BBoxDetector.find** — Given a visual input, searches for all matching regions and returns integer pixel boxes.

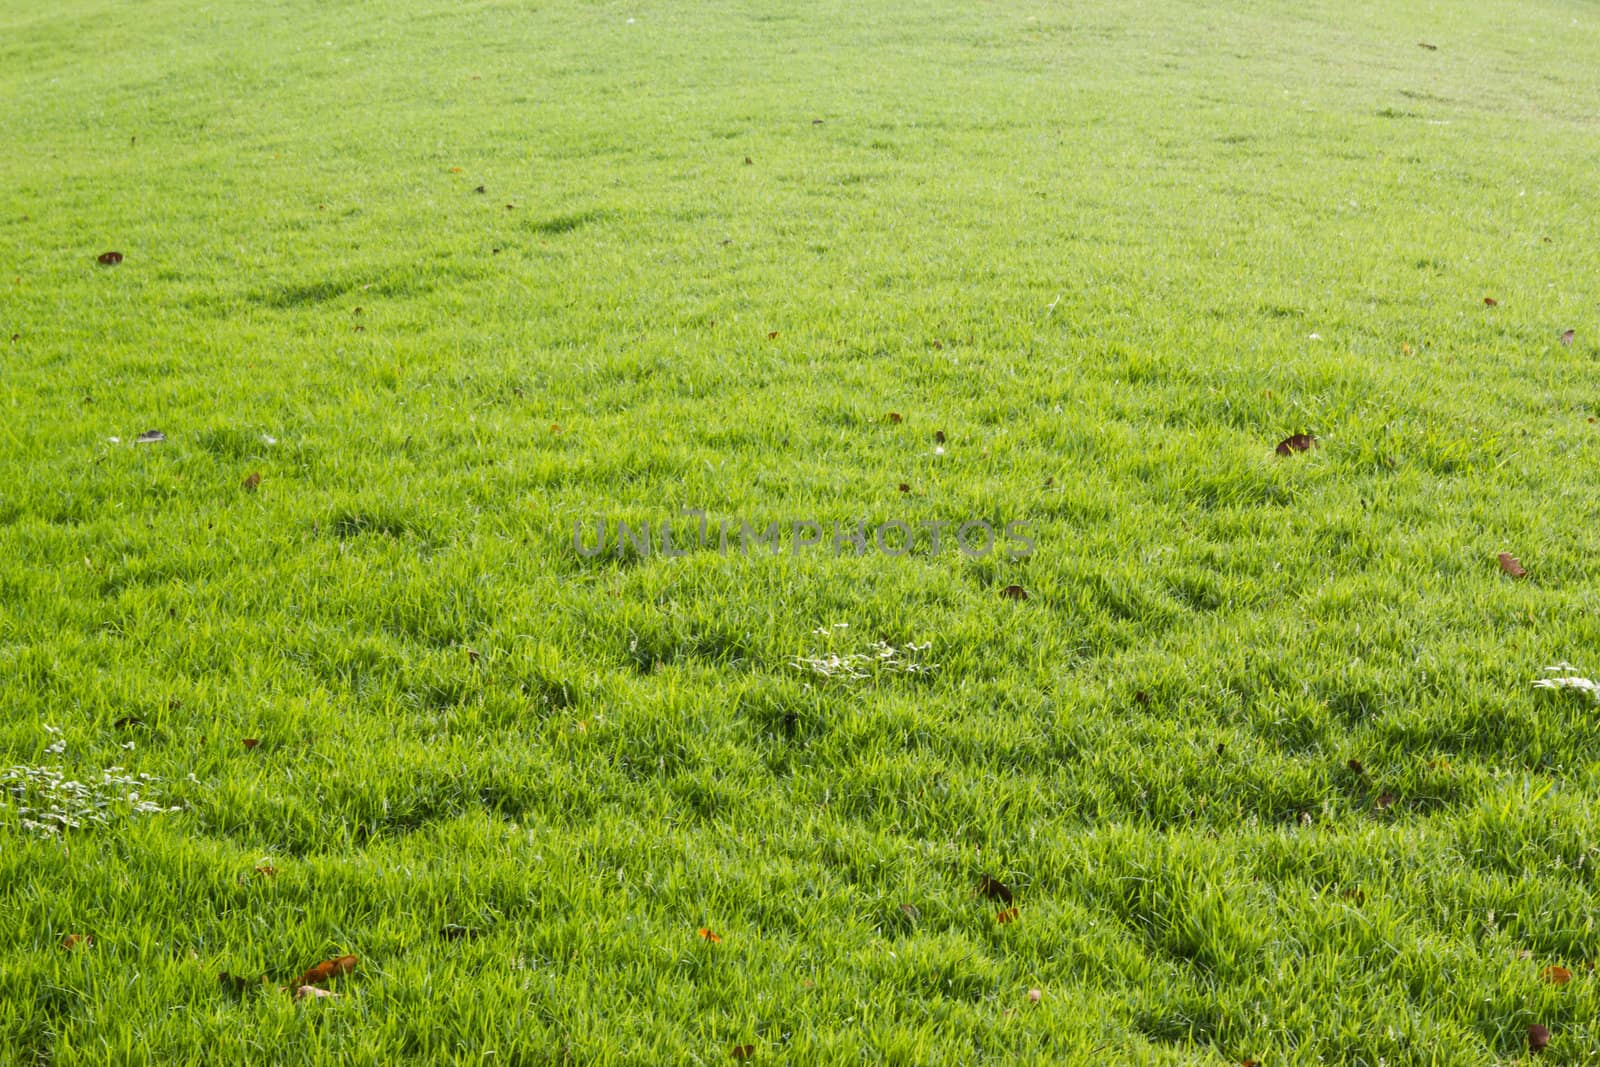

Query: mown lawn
[3,0,1600,1062]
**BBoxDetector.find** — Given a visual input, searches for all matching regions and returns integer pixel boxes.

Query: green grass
[4,0,1600,1062]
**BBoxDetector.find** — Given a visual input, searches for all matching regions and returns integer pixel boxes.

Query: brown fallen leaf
[1498,553,1527,579]
[898,903,920,922]
[977,875,1014,904]
[1542,965,1572,986]
[897,483,910,493]
[1001,585,1029,601]
[1529,1023,1551,1052]
[1134,690,1151,706]
[297,954,357,987]
[242,738,260,749]
[934,430,946,444]
[1375,792,1397,810]
[697,927,722,944]
[766,331,779,340]
[61,933,92,951]
[97,251,123,265]
[886,412,903,423]
[996,906,1020,924]
[1484,296,1498,307]
[731,1045,756,1061]
[242,471,262,492]
[1347,758,1366,775]
[475,185,486,194]
[112,716,145,728]
[743,156,753,165]
[1275,433,1316,456]
[1560,329,1575,347]
[253,864,277,878]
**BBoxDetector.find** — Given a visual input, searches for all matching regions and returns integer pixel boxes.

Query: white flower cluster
[1533,664,1600,703]
[2,748,184,839]
[792,626,938,680]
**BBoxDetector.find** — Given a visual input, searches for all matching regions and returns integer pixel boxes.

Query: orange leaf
[61,933,92,951]
[697,927,722,944]
[1542,965,1573,986]
[297,954,357,987]
[254,864,277,878]
[1498,552,1527,579]
[996,906,1019,924]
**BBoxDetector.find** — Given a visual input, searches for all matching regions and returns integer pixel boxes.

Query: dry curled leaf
[242,471,262,492]
[697,927,722,944]
[1001,585,1029,602]
[297,954,357,987]
[978,875,1014,904]
[1483,296,1498,307]
[1542,965,1572,986]
[253,864,277,878]
[97,251,123,265]
[1375,792,1397,810]
[1560,329,1575,347]
[1529,1023,1551,1052]
[242,738,260,749]
[766,331,779,340]
[1498,553,1527,579]
[886,412,903,424]
[731,1045,756,1061]
[1347,758,1366,775]
[934,429,946,444]
[1275,433,1316,456]
[61,933,92,951]
[996,906,1020,924]
[897,483,910,493]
